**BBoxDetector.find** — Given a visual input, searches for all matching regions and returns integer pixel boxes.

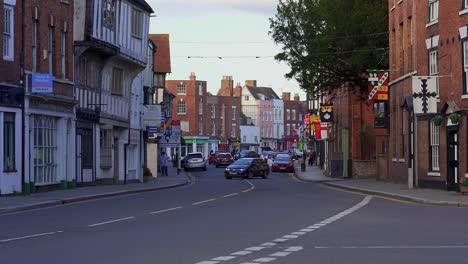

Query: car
[225,158,269,179]
[272,155,294,173]
[183,152,207,171]
[238,150,260,159]
[215,152,234,167]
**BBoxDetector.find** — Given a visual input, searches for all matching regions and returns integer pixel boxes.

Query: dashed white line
[212,256,235,261]
[223,193,239,198]
[285,246,304,252]
[283,235,298,239]
[261,242,277,247]
[292,232,306,235]
[245,246,265,251]
[273,238,288,243]
[195,261,219,264]
[231,251,252,256]
[149,206,183,214]
[0,230,63,243]
[253,257,276,262]
[193,198,217,205]
[270,251,291,257]
[88,216,135,227]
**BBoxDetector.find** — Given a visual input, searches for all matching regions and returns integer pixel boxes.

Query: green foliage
[269,0,389,96]
[449,113,460,124]
[431,115,442,126]
[461,179,468,187]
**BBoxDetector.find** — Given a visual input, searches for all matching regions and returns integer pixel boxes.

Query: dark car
[272,155,294,173]
[238,150,260,159]
[215,153,234,167]
[225,158,269,179]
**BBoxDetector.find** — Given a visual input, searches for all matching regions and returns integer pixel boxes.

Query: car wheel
[262,170,267,179]
[203,166,207,171]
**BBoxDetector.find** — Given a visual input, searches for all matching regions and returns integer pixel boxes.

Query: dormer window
[102,0,115,29]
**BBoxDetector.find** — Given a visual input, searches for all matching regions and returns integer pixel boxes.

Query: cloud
[147,0,278,14]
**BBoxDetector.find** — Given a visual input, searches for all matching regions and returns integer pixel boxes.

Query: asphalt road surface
[1,164,467,264]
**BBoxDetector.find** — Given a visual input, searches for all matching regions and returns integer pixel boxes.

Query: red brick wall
[0,1,22,83]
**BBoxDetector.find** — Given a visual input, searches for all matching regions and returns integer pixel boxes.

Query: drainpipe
[20,0,26,193]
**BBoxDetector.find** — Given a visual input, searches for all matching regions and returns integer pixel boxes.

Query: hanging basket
[448,113,461,125]
[431,115,442,126]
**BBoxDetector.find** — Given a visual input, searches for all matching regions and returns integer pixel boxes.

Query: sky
[147,0,307,100]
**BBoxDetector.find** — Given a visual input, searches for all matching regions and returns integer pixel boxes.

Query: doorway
[447,130,458,191]
[114,138,119,183]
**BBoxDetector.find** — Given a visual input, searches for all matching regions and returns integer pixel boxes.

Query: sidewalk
[0,166,191,215]
[294,160,468,207]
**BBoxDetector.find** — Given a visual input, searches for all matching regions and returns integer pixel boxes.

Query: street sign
[143,105,162,129]
[161,119,181,144]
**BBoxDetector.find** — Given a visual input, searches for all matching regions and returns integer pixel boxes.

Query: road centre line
[0,230,63,243]
[88,216,135,227]
[315,245,468,249]
[193,198,217,205]
[223,193,239,198]
[149,206,183,214]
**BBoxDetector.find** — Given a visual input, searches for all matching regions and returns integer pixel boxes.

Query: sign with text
[32,74,53,93]
[143,105,162,129]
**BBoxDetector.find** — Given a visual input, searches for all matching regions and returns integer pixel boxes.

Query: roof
[132,0,154,13]
[246,86,280,100]
[149,34,171,74]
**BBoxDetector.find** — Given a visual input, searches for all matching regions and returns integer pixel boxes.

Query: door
[114,138,119,182]
[76,134,82,183]
[447,130,458,191]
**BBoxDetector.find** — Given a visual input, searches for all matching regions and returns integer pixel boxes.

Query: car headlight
[225,168,230,171]
[238,168,245,172]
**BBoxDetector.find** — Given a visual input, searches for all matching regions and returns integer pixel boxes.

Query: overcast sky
[147,0,306,100]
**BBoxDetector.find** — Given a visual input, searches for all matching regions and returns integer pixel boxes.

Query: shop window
[100,129,112,168]
[33,116,58,184]
[3,113,15,171]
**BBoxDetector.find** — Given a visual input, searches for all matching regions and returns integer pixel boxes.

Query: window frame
[61,30,66,79]
[177,101,187,115]
[177,83,186,95]
[428,49,439,96]
[428,0,439,23]
[32,19,38,71]
[111,67,123,95]
[100,129,112,168]
[3,4,14,61]
[463,40,468,94]
[232,106,236,121]
[3,112,15,171]
[429,121,440,171]
[131,7,143,38]
[48,26,54,74]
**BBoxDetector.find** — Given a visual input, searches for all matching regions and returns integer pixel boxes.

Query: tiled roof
[149,34,171,74]
[246,86,280,100]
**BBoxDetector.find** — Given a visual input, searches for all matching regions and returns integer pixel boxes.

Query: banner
[319,103,334,123]
[412,76,437,114]
[32,73,53,93]
[314,121,328,140]
[368,71,389,101]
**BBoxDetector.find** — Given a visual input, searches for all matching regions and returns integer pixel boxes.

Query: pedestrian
[159,151,169,176]
[309,150,316,166]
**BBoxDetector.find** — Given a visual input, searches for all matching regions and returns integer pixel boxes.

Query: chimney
[245,80,257,87]
[294,93,300,101]
[189,72,196,81]
[233,82,242,97]
[282,92,291,101]
[221,75,234,96]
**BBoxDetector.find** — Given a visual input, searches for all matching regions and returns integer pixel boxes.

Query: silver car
[183,152,207,171]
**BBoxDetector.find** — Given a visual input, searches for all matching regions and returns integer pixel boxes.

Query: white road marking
[239,262,258,264]
[149,206,183,214]
[283,235,298,239]
[253,257,276,262]
[273,238,288,243]
[292,232,306,235]
[0,230,63,243]
[231,251,252,256]
[195,261,219,264]
[223,193,239,198]
[244,179,255,190]
[270,251,291,257]
[193,198,217,205]
[341,245,468,249]
[212,256,235,261]
[300,228,314,232]
[245,246,265,251]
[88,216,134,227]
[242,189,251,193]
[285,246,303,252]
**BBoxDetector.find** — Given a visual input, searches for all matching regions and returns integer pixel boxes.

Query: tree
[269,0,388,97]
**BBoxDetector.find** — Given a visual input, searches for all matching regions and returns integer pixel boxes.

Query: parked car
[183,152,207,171]
[215,152,234,167]
[225,158,269,179]
[272,155,294,173]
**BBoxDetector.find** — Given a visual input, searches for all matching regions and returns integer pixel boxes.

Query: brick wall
[0,1,22,83]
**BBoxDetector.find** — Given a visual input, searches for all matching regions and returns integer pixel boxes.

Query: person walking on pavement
[309,150,316,166]
[159,151,170,176]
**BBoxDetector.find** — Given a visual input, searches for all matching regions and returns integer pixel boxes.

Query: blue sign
[32,74,53,93]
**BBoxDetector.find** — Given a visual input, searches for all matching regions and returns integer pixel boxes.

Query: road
[1,164,467,264]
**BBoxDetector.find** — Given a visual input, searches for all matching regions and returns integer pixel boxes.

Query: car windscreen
[187,154,203,159]
[275,157,291,162]
[219,154,231,158]
[233,159,253,165]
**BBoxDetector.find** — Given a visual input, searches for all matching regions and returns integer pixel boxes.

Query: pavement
[0,166,191,215]
[294,159,468,207]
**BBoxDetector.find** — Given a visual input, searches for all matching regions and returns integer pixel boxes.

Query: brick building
[326,86,387,178]
[282,93,307,151]
[207,93,241,152]
[0,0,23,194]
[386,0,468,191]
[166,72,212,157]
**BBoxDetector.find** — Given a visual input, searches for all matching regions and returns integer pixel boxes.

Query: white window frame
[245,96,249,101]
[198,119,203,135]
[177,83,186,95]
[211,121,216,136]
[32,19,38,71]
[3,5,14,61]
[210,105,215,119]
[177,101,186,114]
[198,84,203,96]
[198,98,203,115]
[61,31,66,79]
[48,27,53,74]
[232,106,236,121]
[292,110,296,120]
[429,49,439,96]
[464,41,468,93]
[131,7,143,38]
[287,109,290,120]
[465,0,468,9]
[32,115,58,184]
[428,0,439,22]
[430,121,440,171]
